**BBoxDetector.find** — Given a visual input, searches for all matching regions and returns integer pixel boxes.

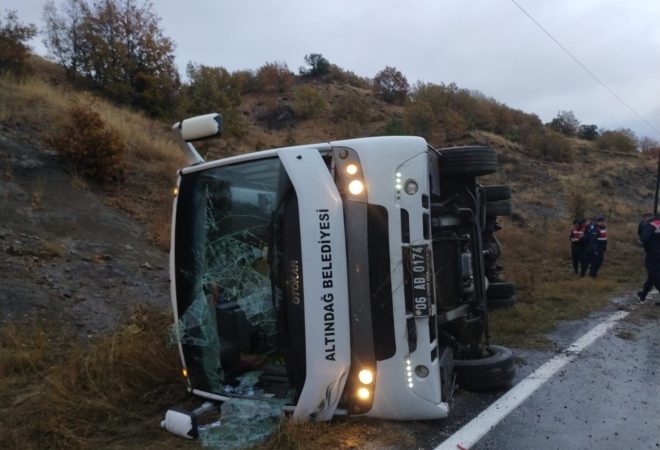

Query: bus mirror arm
[173,132,205,166]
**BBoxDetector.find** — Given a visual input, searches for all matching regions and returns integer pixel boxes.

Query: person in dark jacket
[570,219,586,275]
[638,212,654,240]
[639,215,660,305]
[581,215,607,278]
[637,212,654,301]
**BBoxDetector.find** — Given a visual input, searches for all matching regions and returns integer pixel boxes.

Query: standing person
[570,219,586,275]
[639,215,660,305]
[582,215,608,278]
[638,212,654,240]
[637,212,654,301]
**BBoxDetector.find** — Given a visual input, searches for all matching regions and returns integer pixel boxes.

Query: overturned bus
[165,113,516,433]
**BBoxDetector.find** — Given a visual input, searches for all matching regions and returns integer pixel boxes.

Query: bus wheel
[436,146,498,177]
[487,296,516,310]
[483,184,512,201]
[486,200,512,217]
[486,281,516,299]
[454,345,515,390]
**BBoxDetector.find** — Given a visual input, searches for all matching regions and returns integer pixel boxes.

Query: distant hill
[3,54,656,281]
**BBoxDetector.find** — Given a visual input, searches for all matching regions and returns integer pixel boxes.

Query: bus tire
[486,200,512,217]
[483,184,512,201]
[454,345,515,390]
[487,281,516,299]
[436,146,498,177]
[488,296,516,310]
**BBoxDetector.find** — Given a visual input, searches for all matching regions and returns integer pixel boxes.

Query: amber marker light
[173,186,179,196]
[182,368,188,378]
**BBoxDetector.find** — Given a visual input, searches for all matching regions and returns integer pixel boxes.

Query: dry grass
[92,101,186,250]
[0,64,185,250]
[0,311,414,450]
[490,216,644,348]
[0,308,187,450]
[35,239,67,258]
[260,417,415,450]
[71,170,90,190]
[0,73,71,130]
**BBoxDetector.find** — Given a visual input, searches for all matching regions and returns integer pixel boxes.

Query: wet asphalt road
[414,295,660,450]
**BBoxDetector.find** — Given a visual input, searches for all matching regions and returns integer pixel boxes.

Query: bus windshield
[173,157,300,398]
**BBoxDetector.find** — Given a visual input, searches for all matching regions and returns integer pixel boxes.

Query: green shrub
[325,64,371,89]
[332,90,368,124]
[524,129,574,162]
[181,63,247,140]
[597,129,638,153]
[47,101,126,184]
[404,100,435,137]
[231,69,259,94]
[337,119,362,138]
[564,178,595,220]
[442,110,469,142]
[293,85,325,119]
[547,110,579,137]
[257,61,294,93]
[381,116,407,135]
[299,53,330,78]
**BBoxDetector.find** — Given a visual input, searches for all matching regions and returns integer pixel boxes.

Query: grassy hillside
[0,55,657,449]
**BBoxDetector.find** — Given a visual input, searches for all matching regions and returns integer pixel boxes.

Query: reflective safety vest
[570,226,585,244]
[648,219,660,234]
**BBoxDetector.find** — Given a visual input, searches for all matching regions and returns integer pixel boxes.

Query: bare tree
[639,136,659,152]
[42,0,88,79]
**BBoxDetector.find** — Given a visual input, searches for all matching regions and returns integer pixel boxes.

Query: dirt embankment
[0,127,171,338]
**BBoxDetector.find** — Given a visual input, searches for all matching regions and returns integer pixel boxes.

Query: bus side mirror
[172,113,224,166]
[174,113,223,142]
[161,408,198,439]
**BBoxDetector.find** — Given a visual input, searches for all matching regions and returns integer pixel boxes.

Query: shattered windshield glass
[173,157,299,399]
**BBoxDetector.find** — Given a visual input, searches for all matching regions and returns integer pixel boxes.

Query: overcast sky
[5,0,660,139]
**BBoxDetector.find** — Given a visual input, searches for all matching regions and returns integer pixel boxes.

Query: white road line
[435,310,629,450]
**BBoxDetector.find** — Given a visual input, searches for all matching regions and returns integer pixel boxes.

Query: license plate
[409,245,432,317]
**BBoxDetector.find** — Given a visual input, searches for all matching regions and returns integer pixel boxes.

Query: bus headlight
[333,147,367,200]
[358,369,374,385]
[349,366,376,411]
[345,163,359,175]
[357,387,370,400]
[348,180,364,195]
